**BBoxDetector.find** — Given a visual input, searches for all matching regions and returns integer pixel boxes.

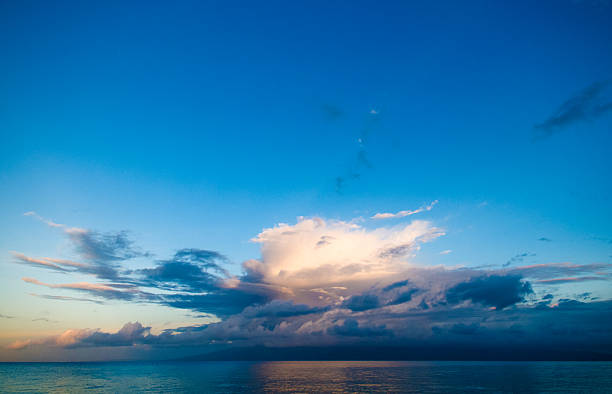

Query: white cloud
[372,200,438,220]
[242,216,444,304]
[23,211,64,228]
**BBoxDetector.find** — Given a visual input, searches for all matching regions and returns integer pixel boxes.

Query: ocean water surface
[1,361,611,393]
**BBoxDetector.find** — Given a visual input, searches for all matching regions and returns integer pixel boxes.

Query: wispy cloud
[12,252,70,272]
[12,252,87,273]
[508,262,612,280]
[321,104,344,121]
[24,212,150,281]
[22,278,136,300]
[335,109,381,193]
[32,317,59,323]
[536,276,610,284]
[502,252,536,268]
[23,211,63,228]
[29,293,105,305]
[372,200,438,220]
[534,81,612,139]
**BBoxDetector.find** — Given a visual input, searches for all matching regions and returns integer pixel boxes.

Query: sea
[1,361,611,393]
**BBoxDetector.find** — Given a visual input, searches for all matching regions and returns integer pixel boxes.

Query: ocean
[1,361,611,393]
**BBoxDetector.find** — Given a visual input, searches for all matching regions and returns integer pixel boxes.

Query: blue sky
[1,0,611,361]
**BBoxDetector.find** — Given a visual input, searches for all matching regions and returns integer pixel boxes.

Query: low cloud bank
[8,212,612,358]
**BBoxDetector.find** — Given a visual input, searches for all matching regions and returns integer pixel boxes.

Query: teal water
[1,361,611,393]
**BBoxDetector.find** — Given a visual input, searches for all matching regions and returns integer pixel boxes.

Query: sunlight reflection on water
[1,361,611,393]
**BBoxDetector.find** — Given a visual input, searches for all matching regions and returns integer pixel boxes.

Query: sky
[0,0,611,361]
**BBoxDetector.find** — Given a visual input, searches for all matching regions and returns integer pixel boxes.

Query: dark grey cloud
[76,322,151,348]
[536,276,610,284]
[387,289,419,306]
[431,323,482,336]
[315,235,335,248]
[65,229,150,280]
[342,294,380,311]
[20,245,275,317]
[22,212,151,282]
[245,300,327,318]
[449,323,482,336]
[335,111,381,193]
[159,290,269,317]
[383,279,410,292]
[67,229,148,263]
[32,317,59,323]
[590,236,612,244]
[328,319,393,338]
[132,249,276,316]
[446,274,533,309]
[12,295,612,360]
[509,262,612,280]
[29,293,105,305]
[534,81,612,138]
[136,249,229,292]
[503,252,535,268]
[378,244,413,259]
[321,104,344,121]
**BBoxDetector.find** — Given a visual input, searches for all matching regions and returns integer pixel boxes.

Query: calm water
[1,361,611,393]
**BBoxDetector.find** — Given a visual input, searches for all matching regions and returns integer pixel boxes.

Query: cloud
[503,252,535,268]
[382,279,410,292]
[590,236,612,244]
[328,319,393,337]
[387,289,419,306]
[448,323,482,336]
[12,252,87,273]
[12,214,612,360]
[321,104,344,120]
[244,300,327,319]
[335,110,381,193]
[77,322,151,347]
[10,289,612,359]
[446,274,533,309]
[22,277,136,300]
[11,252,70,272]
[342,294,380,311]
[534,81,612,138]
[538,237,552,242]
[245,217,444,303]
[23,211,63,228]
[65,228,147,262]
[536,276,610,284]
[32,317,59,323]
[372,200,438,220]
[158,289,270,317]
[508,262,612,281]
[0,313,15,319]
[6,322,152,350]
[24,213,150,281]
[29,293,105,304]
[136,249,229,292]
